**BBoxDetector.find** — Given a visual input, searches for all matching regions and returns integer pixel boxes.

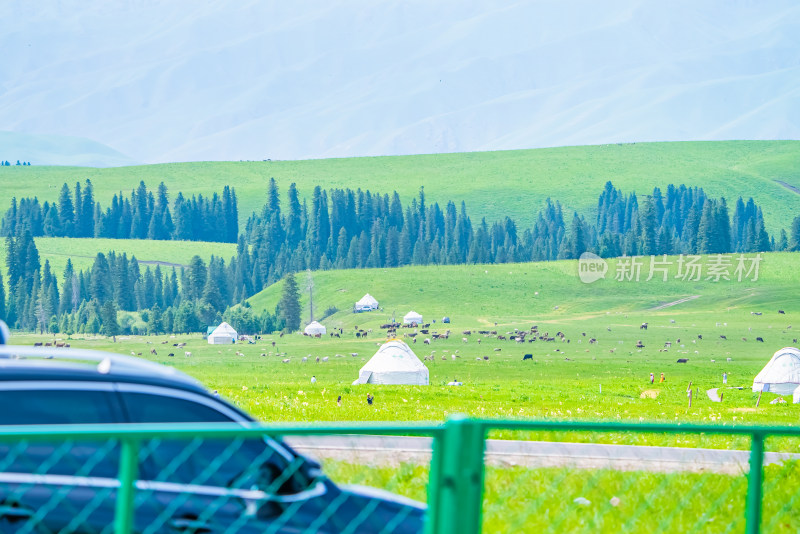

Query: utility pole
[306,270,314,323]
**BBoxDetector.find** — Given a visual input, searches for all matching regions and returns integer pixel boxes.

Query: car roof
[0,345,209,396]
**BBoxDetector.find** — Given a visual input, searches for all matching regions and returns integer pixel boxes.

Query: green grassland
[14,252,800,449]
[2,140,799,232]
[0,237,236,279]
[326,459,800,533]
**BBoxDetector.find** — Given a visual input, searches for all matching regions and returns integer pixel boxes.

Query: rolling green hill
[2,141,799,233]
[247,252,800,329]
[0,237,236,280]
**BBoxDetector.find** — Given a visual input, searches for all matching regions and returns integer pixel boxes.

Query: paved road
[285,435,799,475]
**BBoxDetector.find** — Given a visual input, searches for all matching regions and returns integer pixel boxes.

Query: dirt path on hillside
[650,295,700,311]
[775,180,800,195]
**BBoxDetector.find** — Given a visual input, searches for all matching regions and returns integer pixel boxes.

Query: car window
[0,386,121,478]
[120,391,231,423]
[0,388,119,424]
[120,391,307,494]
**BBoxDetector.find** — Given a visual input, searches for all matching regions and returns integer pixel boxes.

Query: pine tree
[73,182,83,237]
[100,301,120,339]
[789,215,800,251]
[187,256,207,301]
[90,253,113,304]
[80,179,95,238]
[278,272,301,333]
[0,272,5,321]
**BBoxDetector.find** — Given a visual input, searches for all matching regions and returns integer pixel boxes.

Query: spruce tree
[790,215,800,251]
[100,301,120,339]
[278,272,301,333]
[0,272,5,321]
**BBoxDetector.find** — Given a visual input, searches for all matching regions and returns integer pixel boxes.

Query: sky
[1,0,799,165]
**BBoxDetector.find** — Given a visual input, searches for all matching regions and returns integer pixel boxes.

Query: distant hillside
[0,131,136,167]
[2,2,798,163]
[0,237,236,280]
[247,253,799,328]
[2,141,798,233]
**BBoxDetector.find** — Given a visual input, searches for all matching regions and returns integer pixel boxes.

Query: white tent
[304,321,327,336]
[352,339,429,386]
[752,347,800,395]
[355,293,379,312]
[403,311,423,325]
[208,322,238,345]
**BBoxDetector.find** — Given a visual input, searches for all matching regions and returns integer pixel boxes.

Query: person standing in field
[650,372,654,384]
[660,372,665,383]
[723,372,727,385]
[367,393,373,405]
[337,395,342,406]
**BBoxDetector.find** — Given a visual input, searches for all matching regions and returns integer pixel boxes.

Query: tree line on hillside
[1,180,238,243]
[1,231,287,336]
[238,179,790,292]
[3,178,800,336]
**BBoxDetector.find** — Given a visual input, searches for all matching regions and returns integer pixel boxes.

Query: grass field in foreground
[324,460,800,533]
[12,252,800,449]
[1,140,799,232]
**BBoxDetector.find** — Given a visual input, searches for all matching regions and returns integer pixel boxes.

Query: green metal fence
[1,417,798,533]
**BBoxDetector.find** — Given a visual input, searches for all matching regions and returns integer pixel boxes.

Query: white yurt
[208,322,238,345]
[403,311,423,325]
[753,347,800,395]
[352,339,429,386]
[304,321,327,336]
[355,293,379,312]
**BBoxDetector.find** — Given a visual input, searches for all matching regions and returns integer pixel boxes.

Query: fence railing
[1,417,798,533]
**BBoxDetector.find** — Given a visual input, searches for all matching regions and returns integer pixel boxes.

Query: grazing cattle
[56,342,65,348]
[137,352,142,356]
[664,342,672,348]
[282,359,290,363]
[33,342,43,347]
[719,335,727,340]
[168,353,174,357]
[640,323,648,330]
[483,356,489,361]
[424,338,431,345]
[636,341,644,348]
[150,349,157,355]
[462,338,468,343]
[45,342,52,347]
[756,337,764,342]
[779,310,786,314]
[677,358,688,363]
[322,357,329,362]
[742,338,747,342]
[184,351,192,357]
[494,348,501,351]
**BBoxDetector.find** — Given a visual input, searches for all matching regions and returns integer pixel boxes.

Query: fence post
[426,415,486,534]
[745,432,764,534]
[114,438,139,534]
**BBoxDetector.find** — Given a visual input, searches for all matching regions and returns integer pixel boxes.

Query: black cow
[523,354,533,361]
[677,358,688,363]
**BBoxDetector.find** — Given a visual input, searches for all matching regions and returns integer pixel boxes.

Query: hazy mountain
[1,0,798,165]
[0,131,136,167]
